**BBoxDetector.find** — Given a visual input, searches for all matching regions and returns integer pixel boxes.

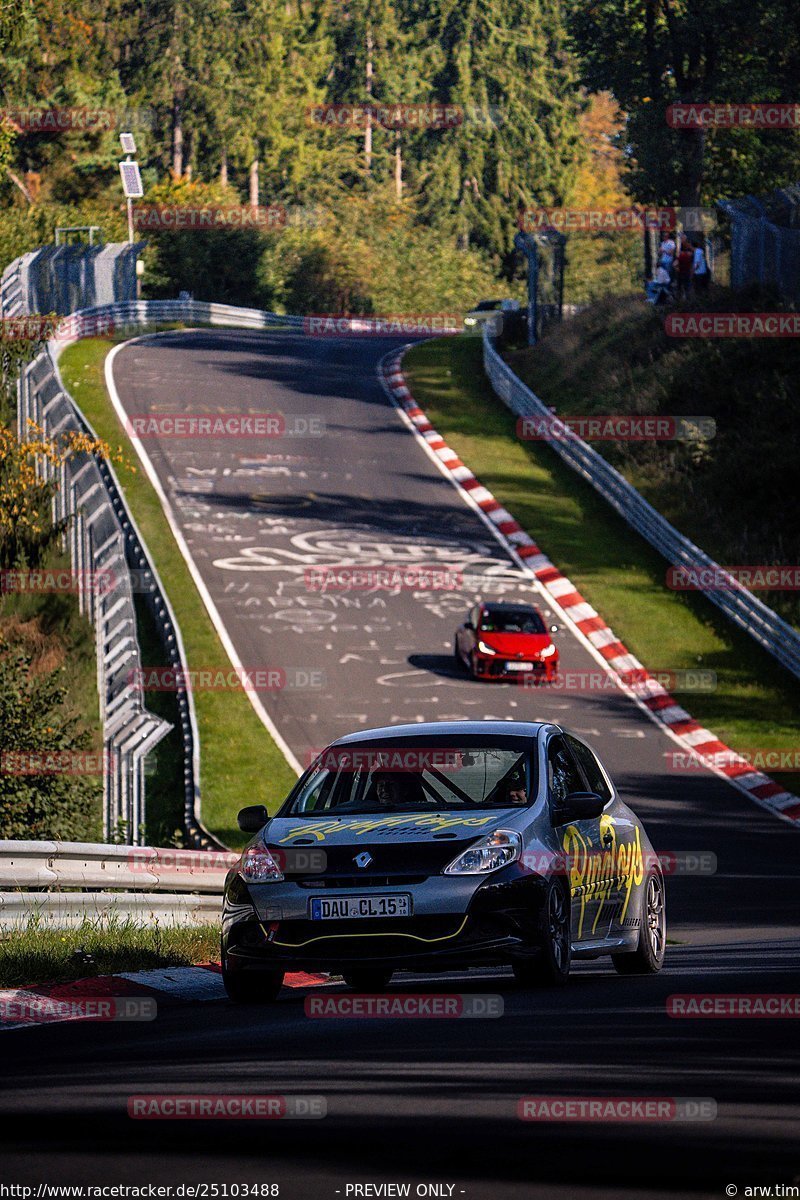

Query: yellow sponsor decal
[562,820,644,937]
[279,812,498,843]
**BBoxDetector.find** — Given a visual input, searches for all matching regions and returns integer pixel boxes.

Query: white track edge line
[105,333,303,776]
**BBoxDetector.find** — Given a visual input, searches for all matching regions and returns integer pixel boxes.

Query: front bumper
[222,867,550,974]
[472,654,558,682]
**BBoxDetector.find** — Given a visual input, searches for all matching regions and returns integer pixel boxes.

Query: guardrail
[0,262,285,849]
[50,297,304,343]
[16,344,175,845]
[483,329,800,680]
[0,840,234,927]
[48,298,304,845]
[0,254,25,318]
[2,288,385,850]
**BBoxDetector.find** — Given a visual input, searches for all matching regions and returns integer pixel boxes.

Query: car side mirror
[553,791,605,823]
[237,804,269,833]
[464,620,474,630]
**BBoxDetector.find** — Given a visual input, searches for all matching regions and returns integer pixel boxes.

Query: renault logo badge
[354,851,373,869]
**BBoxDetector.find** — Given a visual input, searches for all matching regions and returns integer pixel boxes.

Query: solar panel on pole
[119,160,143,198]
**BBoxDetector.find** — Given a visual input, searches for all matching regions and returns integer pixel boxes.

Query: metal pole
[528,243,538,346]
[127,196,134,245]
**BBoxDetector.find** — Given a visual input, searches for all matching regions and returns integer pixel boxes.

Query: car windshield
[283,747,533,816]
[479,608,545,634]
[474,300,501,311]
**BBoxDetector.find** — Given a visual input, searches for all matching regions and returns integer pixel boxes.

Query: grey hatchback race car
[221,720,666,1001]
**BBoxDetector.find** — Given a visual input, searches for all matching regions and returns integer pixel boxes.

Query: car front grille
[284,839,473,882]
[297,874,428,889]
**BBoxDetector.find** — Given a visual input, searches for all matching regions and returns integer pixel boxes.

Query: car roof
[331,720,552,747]
[480,600,541,612]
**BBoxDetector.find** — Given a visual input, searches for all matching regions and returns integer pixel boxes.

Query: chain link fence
[717,185,800,302]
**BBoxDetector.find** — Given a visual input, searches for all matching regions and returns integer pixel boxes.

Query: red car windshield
[479,609,545,634]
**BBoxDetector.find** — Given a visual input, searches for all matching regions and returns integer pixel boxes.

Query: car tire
[513,880,571,987]
[612,870,666,975]
[222,965,285,1003]
[341,969,393,992]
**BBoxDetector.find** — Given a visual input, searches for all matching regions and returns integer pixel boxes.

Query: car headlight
[540,644,557,658]
[477,639,497,655]
[464,316,476,326]
[444,829,522,875]
[239,842,284,883]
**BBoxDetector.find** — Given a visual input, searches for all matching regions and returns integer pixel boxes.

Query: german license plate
[310,894,411,920]
[507,661,534,671]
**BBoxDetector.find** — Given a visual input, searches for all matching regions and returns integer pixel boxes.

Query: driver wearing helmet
[371,771,425,809]
[504,766,528,806]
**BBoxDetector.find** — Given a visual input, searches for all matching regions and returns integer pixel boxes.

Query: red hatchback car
[455,601,559,682]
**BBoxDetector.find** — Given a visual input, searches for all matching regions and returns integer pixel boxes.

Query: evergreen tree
[567,0,800,206]
[412,0,583,263]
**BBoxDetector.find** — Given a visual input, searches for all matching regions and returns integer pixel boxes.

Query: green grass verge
[403,335,800,799]
[60,333,298,849]
[0,915,219,988]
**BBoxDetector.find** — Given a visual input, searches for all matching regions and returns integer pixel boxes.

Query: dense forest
[1,0,800,307]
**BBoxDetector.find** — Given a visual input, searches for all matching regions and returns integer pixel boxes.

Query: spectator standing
[693,241,710,293]
[676,236,694,298]
[651,263,673,305]
[658,232,677,275]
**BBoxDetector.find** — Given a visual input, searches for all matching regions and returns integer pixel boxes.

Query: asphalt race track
[2,328,797,1195]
